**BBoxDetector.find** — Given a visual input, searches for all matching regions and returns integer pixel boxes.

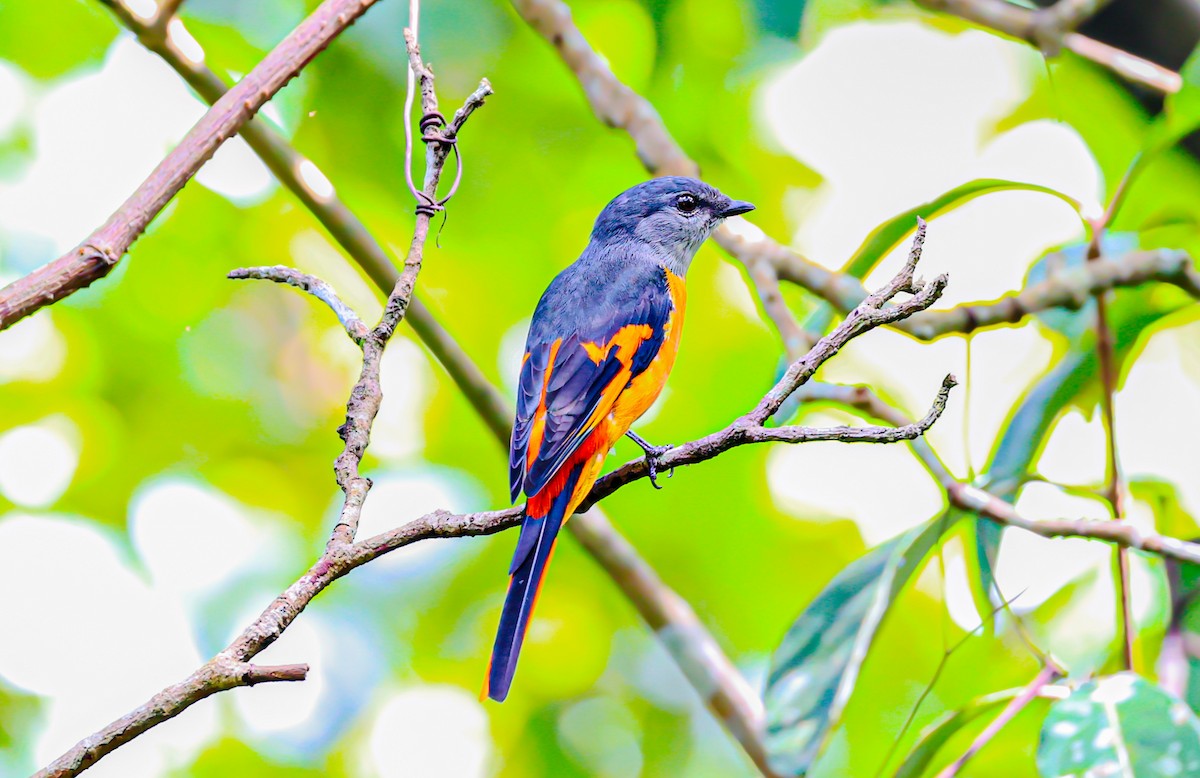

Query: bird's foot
[626,431,674,490]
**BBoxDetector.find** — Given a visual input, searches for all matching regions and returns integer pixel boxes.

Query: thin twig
[581,373,956,511]
[228,266,370,342]
[915,0,1178,92]
[934,662,1064,777]
[0,0,382,331]
[1085,225,1135,670]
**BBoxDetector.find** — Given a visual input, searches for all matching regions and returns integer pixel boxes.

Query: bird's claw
[643,443,674,490]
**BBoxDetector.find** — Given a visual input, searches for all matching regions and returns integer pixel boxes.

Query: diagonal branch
[934,661,1065,778]
[770,245,1200,340]
[580,372,956,512]
[0,0,382,331]
[228,266,370,342]
[914,0,1180,92]
[802,381,1200,569]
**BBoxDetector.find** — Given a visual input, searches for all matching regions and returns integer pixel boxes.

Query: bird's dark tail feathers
[484,463,584,702]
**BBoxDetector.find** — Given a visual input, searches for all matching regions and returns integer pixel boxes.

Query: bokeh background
[3,0,1200,775]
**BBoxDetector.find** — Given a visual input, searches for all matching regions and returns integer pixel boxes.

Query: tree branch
[228,266,370,342]
[774,245,1200,340]
[0,0,381,331]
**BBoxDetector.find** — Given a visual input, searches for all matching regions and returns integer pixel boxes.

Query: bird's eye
[675,194,699,214]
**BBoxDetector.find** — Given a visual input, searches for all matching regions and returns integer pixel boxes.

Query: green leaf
[763,518,947,775]
[800,179,1083,336]
[842,180,1082,282]
[894,688,1021,778]
[1037,673,1200,777]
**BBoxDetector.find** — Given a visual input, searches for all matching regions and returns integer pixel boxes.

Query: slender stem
[1088,196,1135,670]
[934,662,1064,778]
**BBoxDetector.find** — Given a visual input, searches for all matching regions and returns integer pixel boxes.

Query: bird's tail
[484,462,584,702]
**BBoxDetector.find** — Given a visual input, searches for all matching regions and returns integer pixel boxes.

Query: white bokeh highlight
[0,60,28,139]
[0,312,68,384]
[0,514,216,776]
[129,477,284,599]
[367,686,491,778]
[0,416,80,508]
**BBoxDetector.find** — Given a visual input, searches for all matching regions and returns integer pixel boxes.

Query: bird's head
[589,176,755,275]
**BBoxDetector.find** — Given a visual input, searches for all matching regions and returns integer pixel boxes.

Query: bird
[483,176,755,702]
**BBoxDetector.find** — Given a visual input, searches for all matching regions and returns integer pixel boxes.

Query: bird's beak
[719,199,756,218]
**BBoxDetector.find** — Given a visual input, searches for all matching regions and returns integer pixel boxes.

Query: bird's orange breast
[610,268,686,434]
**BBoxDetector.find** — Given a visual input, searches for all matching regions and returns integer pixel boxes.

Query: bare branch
[0,0,382,331]
[948,482,1200,566]
[32,658,305,778]
[228,266,370,343]
[914,0,1180,92]
[776,247,1200,340]
[241,663,310,685]
[935,662,1065,778]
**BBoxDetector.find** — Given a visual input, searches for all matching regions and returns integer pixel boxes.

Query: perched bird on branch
[484,176,754,701]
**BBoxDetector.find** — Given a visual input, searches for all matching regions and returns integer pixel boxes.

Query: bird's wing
[509,269,674,502]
